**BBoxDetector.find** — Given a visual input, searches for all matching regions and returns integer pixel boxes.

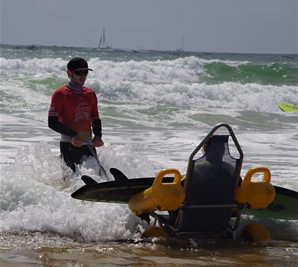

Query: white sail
[98,28,110,49]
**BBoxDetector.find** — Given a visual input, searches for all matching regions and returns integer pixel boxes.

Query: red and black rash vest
[48,85,100,142]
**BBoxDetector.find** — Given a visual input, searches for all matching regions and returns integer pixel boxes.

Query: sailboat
[98,28,111,49]
[176,37,184,52]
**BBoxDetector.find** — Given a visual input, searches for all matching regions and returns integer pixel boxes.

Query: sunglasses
[73,70,89,76]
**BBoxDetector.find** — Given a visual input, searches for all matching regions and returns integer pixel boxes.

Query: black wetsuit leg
[60,142,96,172]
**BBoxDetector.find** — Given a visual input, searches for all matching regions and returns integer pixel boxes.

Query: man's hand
[71,135,84,147]
[92,136,104,147]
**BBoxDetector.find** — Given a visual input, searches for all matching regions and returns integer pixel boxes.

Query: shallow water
[1,45,298,266]
[1,231,298,267]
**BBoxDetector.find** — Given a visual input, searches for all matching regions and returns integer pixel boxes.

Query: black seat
[153,124,244,237]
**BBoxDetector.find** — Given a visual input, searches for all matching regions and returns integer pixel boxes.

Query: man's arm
[92,118,102,138]
[48,116,77,137]
[92,118,104,147]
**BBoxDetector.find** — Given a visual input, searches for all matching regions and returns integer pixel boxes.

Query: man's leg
[60,142,77,173]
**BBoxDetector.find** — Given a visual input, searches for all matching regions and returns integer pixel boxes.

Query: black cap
[67,57,93,71]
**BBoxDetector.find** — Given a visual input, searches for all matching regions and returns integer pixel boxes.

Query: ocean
[0,44,297,266]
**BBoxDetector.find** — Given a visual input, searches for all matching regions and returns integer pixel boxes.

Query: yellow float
[236,166,276,209]
[128,168,185,215]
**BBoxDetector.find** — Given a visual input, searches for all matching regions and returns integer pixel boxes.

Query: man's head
[67,57,93,86]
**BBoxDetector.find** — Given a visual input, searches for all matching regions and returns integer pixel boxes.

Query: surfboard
[71,175,173,203]
[71,169,298,220]
[278,103,298,112]
[72,177,152,203]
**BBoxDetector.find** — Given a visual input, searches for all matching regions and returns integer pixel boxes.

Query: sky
[0,0,297,54]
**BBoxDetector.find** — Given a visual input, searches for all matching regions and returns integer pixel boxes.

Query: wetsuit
[48,83,102,172]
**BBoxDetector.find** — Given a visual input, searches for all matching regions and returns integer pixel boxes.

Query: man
[48,57,104,174]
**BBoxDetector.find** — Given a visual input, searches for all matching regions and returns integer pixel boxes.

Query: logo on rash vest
[74,98,90,121]
[75,111,89,121]
[48,103,58,116]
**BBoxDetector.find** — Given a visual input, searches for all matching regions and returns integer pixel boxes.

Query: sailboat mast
[102,28,106,43]
[181,37,184,51]
[98,36,102,48]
